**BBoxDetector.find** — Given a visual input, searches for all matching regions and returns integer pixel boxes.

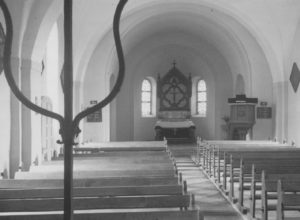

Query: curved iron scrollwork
[0,0,127,219]
[0,22,4,74]
[0,0,64,125]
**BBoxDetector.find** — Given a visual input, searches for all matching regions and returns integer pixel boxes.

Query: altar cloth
[155,120,195,128]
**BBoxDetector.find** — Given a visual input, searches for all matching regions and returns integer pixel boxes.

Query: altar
[155,62,196,143]
[155,120,195,142]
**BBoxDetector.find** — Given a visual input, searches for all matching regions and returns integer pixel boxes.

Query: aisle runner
[175,157,245,220]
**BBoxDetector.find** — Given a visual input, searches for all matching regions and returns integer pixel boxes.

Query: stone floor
[175,157,245,220]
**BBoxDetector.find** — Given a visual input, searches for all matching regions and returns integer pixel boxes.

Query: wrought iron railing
[0,0,128,219]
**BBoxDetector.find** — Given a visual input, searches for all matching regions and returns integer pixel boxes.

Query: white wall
[286,21,300,146]
[0,74,10,177]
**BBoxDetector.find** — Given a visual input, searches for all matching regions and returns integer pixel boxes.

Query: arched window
[141,79,152,116]
[196,79,207,117]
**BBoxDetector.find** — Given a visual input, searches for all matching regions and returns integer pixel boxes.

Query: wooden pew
[250,172,300,220]
[277,179,300,220]
[0,176,181,188]
[20,150,179,179]
[0,195,191,211]
[202,143,295,185]
[238,158,300,212]
[198,140,300,220]
[29,161,176,172]
[220,149,300,193]
[0,210,203,220]
[60,150,171,158]
[249,172,300,220]
[1,167,202,219]
[0,177,202,220]
[209,149,300,203]
[71,141,168,155]
[15,168,178,179]
[7,141,204,220]
[0,184,186,199]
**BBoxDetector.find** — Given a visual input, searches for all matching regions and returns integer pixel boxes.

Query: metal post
[63,0,74,219]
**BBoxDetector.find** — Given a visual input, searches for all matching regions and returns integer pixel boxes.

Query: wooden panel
[229,152,300,159]
[15,169,176,179]
[230,104,255,123]
[266,181,300,192]
[0,185,183,199]
[30,162,175,172]
[0,176,179,188]
[257,107,272,119]
[0,210,203,220]
[283,194,300,206]
[68,151,169,158]
[0,195,191,211]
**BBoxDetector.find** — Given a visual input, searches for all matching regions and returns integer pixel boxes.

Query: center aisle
[169,144,245,220]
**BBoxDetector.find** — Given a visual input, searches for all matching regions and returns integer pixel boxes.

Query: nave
[8,140,300,220]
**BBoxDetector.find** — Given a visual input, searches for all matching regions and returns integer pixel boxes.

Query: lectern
[228,94,258,140]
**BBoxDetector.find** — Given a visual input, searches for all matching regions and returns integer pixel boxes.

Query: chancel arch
[78,0,278,142]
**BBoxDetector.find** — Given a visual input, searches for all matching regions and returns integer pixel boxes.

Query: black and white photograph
[0,0,299,219]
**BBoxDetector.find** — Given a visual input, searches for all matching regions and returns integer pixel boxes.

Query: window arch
[196,79,207,117]
[141,79,153,116]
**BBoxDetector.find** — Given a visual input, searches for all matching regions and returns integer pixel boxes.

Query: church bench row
[208,147,299,180]
[24,156,179,178]
[78,141,167,150]
[26,148,179,178]
[277,179,300,220]
[204,140,281,145]
[198,139,291,161]
[250,172,300,220]
[55,150,170,159]
[2,166,201,218]
[199,143,296,178]
[216,152,300,204]
[0,175,199,219]
[0,210,203,220]
[202,146,300,189]
[0,176,182,188]
[7,142,205,220]
[33,153,174,166]
[195,141,300,219]
[68,141,168,155]
[0,195,192,212]
[237,158,300,211]
[15,168,178,179]
[219,155,300,219]
[0,180,197,218]
[0,184,187,199]
[29,161,176,172]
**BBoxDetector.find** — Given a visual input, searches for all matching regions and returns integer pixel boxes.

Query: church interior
[0,0,300,219]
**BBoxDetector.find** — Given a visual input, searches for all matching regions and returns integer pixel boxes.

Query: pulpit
[155,62,195,143]
[228,94,258,140]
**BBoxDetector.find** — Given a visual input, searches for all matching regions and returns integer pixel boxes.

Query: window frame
[141,79,153,117]
[196,79,207,117]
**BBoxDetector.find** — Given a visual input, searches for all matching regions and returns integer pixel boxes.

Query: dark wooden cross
[170,85,180,104]
[172,60,176,67]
